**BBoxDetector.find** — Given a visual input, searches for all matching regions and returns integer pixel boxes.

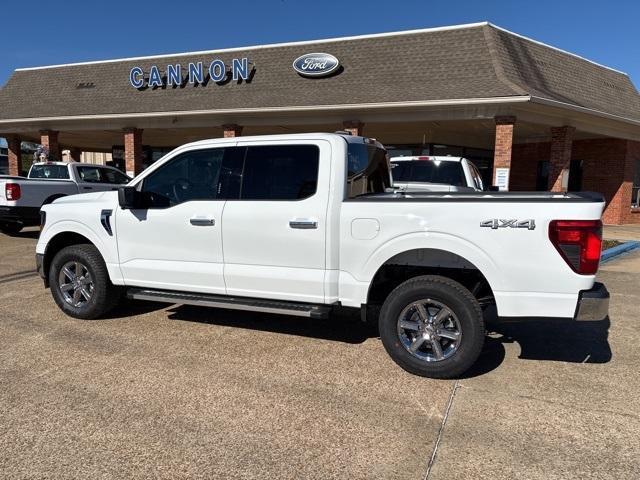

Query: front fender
[36,219,123,285]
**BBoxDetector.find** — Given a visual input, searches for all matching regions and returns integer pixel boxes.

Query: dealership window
[633,160,640,207]
[240,145,319,200]
[536,161,549,191]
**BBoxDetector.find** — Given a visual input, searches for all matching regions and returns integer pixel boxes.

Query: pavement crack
[423,380,460,480]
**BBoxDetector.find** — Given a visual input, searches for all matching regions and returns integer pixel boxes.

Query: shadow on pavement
[464,313,612,378]
[166,304,378,344]
[9,230,40,239]
[101,299,169,319]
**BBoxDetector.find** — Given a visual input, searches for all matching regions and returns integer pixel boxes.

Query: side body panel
[338,199,604,317]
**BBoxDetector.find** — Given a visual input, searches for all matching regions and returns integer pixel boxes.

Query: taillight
[549,220,602,275]
[5,183,21,201]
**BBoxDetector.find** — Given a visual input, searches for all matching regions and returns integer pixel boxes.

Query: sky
[0,0,639,89]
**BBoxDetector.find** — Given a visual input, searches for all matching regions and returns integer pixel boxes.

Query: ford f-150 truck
[35,133,609,378]
[0,162,130,234]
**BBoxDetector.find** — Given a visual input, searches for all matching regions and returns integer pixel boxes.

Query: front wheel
[49,244,123,319]
[379,275,485,379]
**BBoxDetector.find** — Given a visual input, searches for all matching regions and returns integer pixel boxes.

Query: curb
[601,240,640,263]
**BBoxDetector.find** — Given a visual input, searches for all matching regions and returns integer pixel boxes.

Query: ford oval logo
[293,53,340,77]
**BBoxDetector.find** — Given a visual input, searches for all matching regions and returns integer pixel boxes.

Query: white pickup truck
[391,155,484,192]
[36,133,609,378]
[0,162,130,234]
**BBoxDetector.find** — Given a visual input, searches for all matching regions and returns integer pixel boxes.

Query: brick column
[123,128,143,176]
[222,124,243,138]
[548,126,575,192]
[492,116,516,190]
[6,135,22,176]
[343,120,364,136]
[69,147,82,162]
[40,130,60,161]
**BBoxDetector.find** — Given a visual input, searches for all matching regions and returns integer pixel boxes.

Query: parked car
[390,156,484,192]
[36,133,608,378]
[0,162,130,234]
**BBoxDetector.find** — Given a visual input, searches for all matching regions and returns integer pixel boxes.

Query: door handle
[83,186,93,190]
[190,217,215,226]
[289,219,318,229]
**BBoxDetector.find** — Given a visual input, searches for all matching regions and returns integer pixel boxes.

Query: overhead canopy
[0,22,638,133]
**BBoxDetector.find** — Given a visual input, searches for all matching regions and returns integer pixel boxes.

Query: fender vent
[100,209,113,236]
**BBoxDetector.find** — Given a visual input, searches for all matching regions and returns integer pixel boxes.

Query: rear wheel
[49,244,123,319]
[378,275,485,379]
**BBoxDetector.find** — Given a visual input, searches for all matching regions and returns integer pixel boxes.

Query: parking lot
[1,229,639,479]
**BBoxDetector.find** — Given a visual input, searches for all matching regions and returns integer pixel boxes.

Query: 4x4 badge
[480,219,536,230]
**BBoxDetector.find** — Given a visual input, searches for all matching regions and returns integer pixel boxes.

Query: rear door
[222,140,330,303]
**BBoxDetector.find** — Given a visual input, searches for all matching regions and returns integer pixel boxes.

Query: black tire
[0,222,23,235]
[49,244,123,319]
[378,275,485,379]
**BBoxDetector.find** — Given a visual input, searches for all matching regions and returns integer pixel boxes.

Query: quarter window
[240,145,319,200]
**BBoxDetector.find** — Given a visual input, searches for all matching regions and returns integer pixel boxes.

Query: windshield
[29,164,70,179]
[391,160,465,187]
[346,143,391,198]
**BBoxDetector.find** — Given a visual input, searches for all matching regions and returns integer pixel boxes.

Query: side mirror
[118,186,141,209]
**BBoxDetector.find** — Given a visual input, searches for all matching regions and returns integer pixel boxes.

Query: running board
[126,288,332,319]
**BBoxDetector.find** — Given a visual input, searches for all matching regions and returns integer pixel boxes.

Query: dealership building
[1,22,639,224]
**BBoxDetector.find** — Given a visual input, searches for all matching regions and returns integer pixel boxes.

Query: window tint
[29,165,69,179]
[102,168,130,185]
[346,143,391,198]
[241,145,319,200]
[77,166,103,183]
[391,160,465,187]
[142,148,231,207]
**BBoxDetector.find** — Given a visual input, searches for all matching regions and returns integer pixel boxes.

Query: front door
[116,145,242,294]
[222,141,330,303]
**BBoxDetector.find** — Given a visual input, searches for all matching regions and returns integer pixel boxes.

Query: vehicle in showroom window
[390,156,485,192]
[36,133,609,378]
[0,162,131,234]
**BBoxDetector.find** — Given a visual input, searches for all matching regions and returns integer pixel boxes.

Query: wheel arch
[366,247,496,308]
[42,231,95,287]
[42,194,67,206]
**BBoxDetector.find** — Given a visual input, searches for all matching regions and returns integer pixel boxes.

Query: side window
[142,148,234,207]
[77,166,103,183]
[101,168,130,185]
[241,145,319,200]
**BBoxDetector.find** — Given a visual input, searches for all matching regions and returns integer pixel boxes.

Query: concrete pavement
[1,229,639,479]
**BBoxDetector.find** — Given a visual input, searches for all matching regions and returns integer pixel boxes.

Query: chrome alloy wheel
[58,261,94,308]
[397,299,462,362]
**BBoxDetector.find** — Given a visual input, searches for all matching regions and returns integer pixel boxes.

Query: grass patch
[602,239,623,250]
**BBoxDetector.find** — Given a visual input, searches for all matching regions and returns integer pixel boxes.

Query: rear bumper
[0,206,40,225]
[574,282,609,321]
